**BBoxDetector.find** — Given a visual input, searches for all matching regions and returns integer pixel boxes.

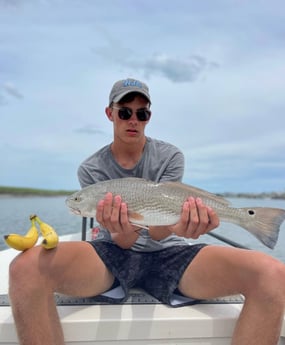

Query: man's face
[108,95,151,144]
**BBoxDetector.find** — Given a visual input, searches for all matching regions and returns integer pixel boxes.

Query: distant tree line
[1,186,284,199]
[0,186,75,197]
[221,192,285,199]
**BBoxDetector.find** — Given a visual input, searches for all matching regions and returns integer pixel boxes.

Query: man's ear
[105,107,113,121]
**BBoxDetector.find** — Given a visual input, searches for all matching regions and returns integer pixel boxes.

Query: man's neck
[111,137,146,169]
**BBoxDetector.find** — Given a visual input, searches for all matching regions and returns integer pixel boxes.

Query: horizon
[0,184,284,196]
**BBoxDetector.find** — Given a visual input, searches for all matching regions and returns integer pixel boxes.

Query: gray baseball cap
[109,78,151,105]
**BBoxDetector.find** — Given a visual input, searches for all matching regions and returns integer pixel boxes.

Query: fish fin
[163,181,231,206]
[130,223,149,230]
[129,211,149,229]
[129,211,144,221]
[239,207,285,249]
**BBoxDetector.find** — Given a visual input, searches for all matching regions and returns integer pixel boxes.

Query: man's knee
[264,261,285,298]
[248,257,285,304]
[9,247,43,297]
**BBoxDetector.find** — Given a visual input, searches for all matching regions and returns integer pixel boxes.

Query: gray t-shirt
[77,137,190,251]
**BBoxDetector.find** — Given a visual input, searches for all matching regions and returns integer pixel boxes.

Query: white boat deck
[1,233,285,344]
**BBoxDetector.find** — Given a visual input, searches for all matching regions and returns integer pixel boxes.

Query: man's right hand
[96,193,139,248]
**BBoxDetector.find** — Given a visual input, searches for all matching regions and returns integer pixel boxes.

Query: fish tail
[239,207,285,249]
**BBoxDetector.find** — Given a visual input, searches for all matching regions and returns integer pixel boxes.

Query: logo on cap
[123,79,143,88]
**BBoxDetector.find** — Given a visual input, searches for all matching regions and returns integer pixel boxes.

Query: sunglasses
[112,106,151,122]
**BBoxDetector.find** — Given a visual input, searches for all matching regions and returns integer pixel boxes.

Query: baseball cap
[109,78,151,105]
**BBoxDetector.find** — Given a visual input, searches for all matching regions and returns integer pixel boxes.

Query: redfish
[66,177,285,249]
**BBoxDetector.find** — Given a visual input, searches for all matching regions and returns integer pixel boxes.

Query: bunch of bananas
[4,214,59,251]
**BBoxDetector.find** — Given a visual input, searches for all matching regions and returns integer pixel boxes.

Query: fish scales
[66,177,285,249]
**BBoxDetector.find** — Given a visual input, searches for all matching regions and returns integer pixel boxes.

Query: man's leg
[9,241,114,345]
[178,246,285,345]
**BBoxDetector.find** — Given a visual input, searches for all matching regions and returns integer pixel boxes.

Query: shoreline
[0,186,284,200]
[0,186,75,197]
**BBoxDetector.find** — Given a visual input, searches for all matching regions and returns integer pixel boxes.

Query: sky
[0,0,285,193]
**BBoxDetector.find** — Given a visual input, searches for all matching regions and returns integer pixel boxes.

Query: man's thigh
[178,245,277,300]
[33,240,114,296]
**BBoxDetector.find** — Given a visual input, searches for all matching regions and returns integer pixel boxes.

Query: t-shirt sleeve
[158,150,185,183]
[77,164,94,188]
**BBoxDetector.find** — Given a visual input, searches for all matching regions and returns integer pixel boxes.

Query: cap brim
[112,90,151,104]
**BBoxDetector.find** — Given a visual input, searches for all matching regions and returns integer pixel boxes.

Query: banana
[4,218,39,251]
[31,214,59,250]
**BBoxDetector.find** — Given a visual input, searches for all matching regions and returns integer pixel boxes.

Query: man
[9,78,285,345]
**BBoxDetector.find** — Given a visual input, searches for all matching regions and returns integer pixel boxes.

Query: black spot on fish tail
[247,209,255,216]
[239,207,285,249]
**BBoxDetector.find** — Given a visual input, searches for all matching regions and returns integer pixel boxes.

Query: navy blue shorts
[88,241,207,307]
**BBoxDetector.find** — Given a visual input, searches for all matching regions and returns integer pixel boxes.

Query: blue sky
[0,0,284,193]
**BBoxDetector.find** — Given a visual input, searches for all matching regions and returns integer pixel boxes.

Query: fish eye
[74,196,82,202]
[247,209,255,216]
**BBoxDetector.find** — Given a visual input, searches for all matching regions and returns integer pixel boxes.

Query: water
[0,196,82,251]
[0,196,284,262]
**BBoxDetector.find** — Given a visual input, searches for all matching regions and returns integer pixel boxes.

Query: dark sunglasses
[112,106,151,122]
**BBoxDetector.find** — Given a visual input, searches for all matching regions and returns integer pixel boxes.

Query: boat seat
[0,289,245,306]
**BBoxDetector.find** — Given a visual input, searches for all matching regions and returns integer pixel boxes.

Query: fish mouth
[69,207,82,216]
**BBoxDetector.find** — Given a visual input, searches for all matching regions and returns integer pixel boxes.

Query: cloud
[3,82,23,99]
[129,54,220,83]
[93,32,219,83]
[74,125,111,137]
[0,82,23,105]
[181,129,285,192]
[0,0,19,7]
[0,0,52,8]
